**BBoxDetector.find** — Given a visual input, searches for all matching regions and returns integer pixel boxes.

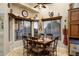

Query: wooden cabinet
[68,8,79,55]
[68,8,79,38]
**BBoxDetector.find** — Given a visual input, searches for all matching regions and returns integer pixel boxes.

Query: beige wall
[0,8,4,55]
[12,4,38,18]
[0,3,10,55]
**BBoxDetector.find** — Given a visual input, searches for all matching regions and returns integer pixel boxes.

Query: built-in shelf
[42,16,62,21]
[69,36,79,39]
[8,13,62,21]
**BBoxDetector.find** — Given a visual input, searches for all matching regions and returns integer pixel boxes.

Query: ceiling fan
[34,3,51,8]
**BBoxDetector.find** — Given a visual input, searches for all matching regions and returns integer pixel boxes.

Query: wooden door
[68,8,79,38]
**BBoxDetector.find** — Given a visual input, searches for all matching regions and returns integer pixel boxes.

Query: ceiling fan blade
[42,4,46,8]
[34,4,39,8]
[42,3,52,4]
[42,5,46,8]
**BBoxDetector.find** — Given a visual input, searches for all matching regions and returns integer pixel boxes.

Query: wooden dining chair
[50,36,59,56]
[31,45,44,56]
[22,36,27,55]
[22,36,32,56]
[27,37,39,55]
[46,34,53,39]
[46,34,53,47]
[30,36,44,56]
[31,40,44,56]
[38,33,44,39]
[45,36,59,56]
[30,37,38,47]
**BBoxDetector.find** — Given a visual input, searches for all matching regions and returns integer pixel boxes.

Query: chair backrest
[39,33,44,39]
[28,33,31,37]
[22,36,27,39]
[46,34,53,39]
[53,36,59,49]
[30,37,38,40]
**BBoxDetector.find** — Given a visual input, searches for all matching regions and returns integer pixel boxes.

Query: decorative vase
[49,11,54,18]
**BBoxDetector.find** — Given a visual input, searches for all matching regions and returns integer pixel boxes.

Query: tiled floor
[7,47,68,56]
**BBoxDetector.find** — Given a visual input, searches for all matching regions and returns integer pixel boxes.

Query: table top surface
[28,38,53,45]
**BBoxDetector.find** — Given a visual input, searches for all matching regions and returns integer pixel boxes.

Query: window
[23,21,31,36]
[15,21,31,41]
[43,20,61,39]
[43,21,51,34]
[34,22,38,37]
[51,20,61,38]
[15,20,23,40]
